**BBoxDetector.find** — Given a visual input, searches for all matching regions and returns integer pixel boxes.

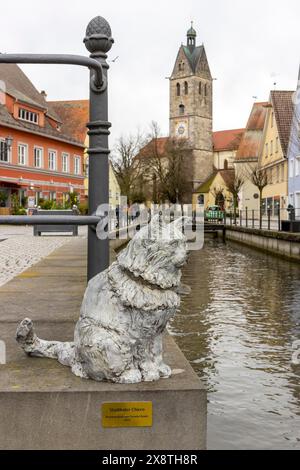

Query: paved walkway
[0,225,87,287]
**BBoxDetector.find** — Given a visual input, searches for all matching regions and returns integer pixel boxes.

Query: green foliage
[16,208,27,215]
[78,200,88,215]
[11,193,20,215]
[68,191,79,207]
[0,191,8,203]
[40,199,56,210]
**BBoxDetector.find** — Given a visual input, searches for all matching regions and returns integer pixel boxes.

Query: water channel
[169,237,300,449]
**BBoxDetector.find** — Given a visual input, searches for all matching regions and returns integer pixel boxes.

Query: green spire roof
[187,21,197,37]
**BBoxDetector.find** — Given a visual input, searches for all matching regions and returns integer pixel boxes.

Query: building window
[18,108,38,124]
[184,81,188,95]
[204,83,207,96]
[34,147,43,168]
[199,82,202,95]
[84,156,89,177]
[49,191,56,201]
[179,104,185,115]
[276,165,280,183]
[265,143,269,157]
[271,112,274,128]
[35,191,42,206]
[74,156,81,175]
[62,153,69,173]
[295,156,300,176]
[290,159,294,178]
[18,143,27,165]
[224,159,228,170]
[176,83,180,96]
[270,140,273,155]
[48,150,57,171]
[281,163,285,182]
[0,139,9,162]
[275,136,279,153]
[198,194,205,205]
[261,198,266,216]
[178,62,185,71]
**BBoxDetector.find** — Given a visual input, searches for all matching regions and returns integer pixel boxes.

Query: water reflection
[169,238,300,449]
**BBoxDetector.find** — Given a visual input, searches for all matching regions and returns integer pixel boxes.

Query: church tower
[169,23,213,189]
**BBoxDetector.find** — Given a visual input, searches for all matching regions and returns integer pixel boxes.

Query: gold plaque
[102,402,153,428]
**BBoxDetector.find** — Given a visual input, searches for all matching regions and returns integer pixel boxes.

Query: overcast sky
[0,0,299,147]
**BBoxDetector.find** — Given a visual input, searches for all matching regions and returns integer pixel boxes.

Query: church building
[169,23,214,190]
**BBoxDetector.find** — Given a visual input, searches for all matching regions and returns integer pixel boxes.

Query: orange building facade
[0,64,85,209]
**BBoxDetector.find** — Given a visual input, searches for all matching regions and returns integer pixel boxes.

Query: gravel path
[0,226,87,287]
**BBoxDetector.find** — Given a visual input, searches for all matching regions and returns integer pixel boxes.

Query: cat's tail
[16,318,75,368]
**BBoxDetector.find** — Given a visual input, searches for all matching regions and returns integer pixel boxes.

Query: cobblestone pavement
[0,225,87,287]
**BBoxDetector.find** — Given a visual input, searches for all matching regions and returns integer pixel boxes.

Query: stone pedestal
[0,334,206,450]
[0,239,206,450]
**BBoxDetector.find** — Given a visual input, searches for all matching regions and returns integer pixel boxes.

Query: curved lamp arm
[0,53,105,92]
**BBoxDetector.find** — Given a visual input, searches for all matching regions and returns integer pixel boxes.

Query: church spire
[187,21,196,50]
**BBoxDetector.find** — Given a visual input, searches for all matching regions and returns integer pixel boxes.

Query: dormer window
[18,108,39,125]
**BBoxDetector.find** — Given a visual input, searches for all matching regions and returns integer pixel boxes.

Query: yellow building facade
[84,135,121,207]
[258,91,293,217]
[192,169,235,212]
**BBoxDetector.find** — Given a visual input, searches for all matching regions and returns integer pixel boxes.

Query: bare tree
[141,121,191,203]
[249,165,269,228]
[110,132,145,204]
[225,174,245,222]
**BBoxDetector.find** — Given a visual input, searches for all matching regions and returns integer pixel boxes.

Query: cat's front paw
[117,368,142,384]
[158,363,172,378]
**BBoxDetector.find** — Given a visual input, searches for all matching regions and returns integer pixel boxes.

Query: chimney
[40,90,47,99]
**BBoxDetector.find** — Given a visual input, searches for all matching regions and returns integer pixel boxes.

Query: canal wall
[224,226,300,262]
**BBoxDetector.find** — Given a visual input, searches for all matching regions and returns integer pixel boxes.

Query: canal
[169,237,300,450]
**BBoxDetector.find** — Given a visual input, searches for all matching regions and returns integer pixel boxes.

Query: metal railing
[224,207,300,232]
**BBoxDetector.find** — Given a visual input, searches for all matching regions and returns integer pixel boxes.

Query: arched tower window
[176,83,181,96]
[199,82,202,95]
[179,104,185,115]
[204,83,207,96]
[224,159,228,170]
[184,81,188,95]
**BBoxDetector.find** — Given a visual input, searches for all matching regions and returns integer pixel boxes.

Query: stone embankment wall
[224,226,300,262]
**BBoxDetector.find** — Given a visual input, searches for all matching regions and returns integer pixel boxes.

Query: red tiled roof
[48,100,89,145]
[270,90,294,156]
[0,64,61,122]
[138,137,169,158]
[235,102,268,161]
[213,129,244,152]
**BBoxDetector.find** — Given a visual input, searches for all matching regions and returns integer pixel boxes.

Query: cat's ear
[169,216,191,230]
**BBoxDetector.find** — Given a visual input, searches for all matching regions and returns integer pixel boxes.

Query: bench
[33,209,79,236]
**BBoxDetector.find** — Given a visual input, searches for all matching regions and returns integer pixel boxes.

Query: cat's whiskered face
[117,216,189,289]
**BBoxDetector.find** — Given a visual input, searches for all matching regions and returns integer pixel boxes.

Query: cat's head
[117,214,190,289]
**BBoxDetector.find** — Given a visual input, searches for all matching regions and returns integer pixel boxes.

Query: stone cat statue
[16,215,190,383]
